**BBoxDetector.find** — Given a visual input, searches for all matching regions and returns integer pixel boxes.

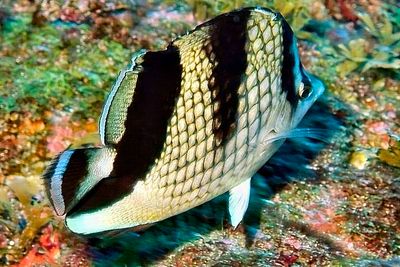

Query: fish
[43,7,325,235]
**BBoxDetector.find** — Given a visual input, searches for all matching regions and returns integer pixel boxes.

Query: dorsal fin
[99,49,147,146]
[73,8,252,215]
[69,45,183,214]
[43,147,115,215]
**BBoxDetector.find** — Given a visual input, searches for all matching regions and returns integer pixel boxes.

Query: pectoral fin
[228,177,251,229]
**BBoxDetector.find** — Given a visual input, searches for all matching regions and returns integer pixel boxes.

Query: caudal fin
[43,147,116,216]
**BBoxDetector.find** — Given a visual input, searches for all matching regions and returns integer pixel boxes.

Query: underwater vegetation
[0,0,399,266]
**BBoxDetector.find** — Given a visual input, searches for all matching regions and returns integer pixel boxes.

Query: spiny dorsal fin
[99,49,147,146]
[68,45,183,215]
[43,147,115,215]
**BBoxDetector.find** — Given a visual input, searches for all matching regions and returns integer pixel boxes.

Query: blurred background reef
[0,0,399,266]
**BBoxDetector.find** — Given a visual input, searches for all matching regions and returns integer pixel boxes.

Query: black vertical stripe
[280,17,298,108]
[114,45,182,178]
[200,9,250,145]
[69,45,182,214]
[61,149,89,210]
[43,149,89,215]
[300,64,312,88]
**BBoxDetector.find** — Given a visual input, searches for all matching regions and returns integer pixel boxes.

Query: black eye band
[298,67,312,99]
[303,75,311,87]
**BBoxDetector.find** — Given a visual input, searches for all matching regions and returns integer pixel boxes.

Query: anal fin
[228,177,251,229]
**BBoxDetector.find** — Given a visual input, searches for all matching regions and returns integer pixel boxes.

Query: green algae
[0,0,399,266]
[176,0,316,38]
[0,14,131,119]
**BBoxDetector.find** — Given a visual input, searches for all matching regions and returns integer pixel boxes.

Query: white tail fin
[43,147,116,215]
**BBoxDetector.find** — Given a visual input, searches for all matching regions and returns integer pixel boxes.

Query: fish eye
[298,82,312,99]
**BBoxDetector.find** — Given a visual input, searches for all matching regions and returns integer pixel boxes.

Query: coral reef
[0,0,398,266]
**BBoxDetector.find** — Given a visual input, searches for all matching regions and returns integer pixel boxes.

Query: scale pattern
[134,10,294,222]
[103,70,139,145]
[45,8,324,235]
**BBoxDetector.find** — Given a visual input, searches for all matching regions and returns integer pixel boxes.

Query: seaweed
[180,0,322,39]
[336,10,400,77]
[0,0,399,266]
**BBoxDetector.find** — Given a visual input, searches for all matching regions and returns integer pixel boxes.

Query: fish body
[43,7,324,235]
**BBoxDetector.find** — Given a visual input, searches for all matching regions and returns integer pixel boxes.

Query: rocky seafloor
[0,0,399,266]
